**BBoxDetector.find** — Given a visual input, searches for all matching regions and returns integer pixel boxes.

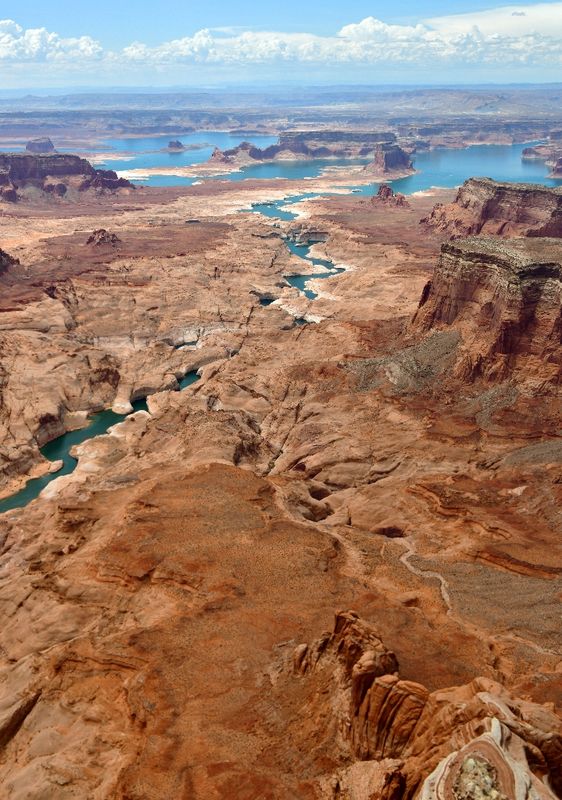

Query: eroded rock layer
[365,142,414,176]
[413,236,562,382]
[289,611,562,799]
[0,153,134,202]
[423,178,562,238]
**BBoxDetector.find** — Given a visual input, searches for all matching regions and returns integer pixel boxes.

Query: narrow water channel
[249,197,344,301]
[0,371,200,514]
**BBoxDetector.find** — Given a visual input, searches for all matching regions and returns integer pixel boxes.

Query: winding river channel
[1,136,560,514]
[0,372,200,514]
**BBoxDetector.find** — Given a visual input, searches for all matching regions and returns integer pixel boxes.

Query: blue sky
[2,1,562,88]
[9,1,540,46]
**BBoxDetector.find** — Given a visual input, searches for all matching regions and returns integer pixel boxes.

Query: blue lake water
[97,132,278,172]
[357,142,562,196]
[0,371,200,514]
[284,239,345,301]
[3,138,560,513]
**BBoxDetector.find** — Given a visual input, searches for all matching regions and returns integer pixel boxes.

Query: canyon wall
[423,178,562,238]
[413,236,562,382]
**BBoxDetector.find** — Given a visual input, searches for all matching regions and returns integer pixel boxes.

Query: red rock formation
[371,183,410,207]
[25,137,56,154]
[412,236,562,382]
[550,157,562,178]
[364,143,414,175]
[85,228,121,247]
[423,177,562,238]
[291,611,562,798]
[0,153,134,201]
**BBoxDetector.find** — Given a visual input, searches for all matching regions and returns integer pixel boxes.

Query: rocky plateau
[0,165,560,799]
[423,177,562,238]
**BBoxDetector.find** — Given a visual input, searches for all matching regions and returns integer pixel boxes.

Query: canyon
[0,118,560,799]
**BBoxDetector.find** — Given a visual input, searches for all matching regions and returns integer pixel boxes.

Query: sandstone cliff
[364,142,414,176]
[423,177,562,238]
[0,248,19,274]
[412,236,562,382]
[207,131,400,167]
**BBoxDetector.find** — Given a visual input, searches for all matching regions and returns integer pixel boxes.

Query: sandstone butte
[0,171,560,799]
[363,143,415,178]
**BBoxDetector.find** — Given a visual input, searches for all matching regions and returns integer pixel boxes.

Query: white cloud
[0,18,102,62]
[2,3,562,76]
[427,2,562,37]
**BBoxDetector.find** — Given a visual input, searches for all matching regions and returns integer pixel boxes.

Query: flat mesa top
[466,176,562,194]
[444,236,562,273]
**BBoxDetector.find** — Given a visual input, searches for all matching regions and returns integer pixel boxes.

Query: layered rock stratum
[289,611,562,798]
[25,137,56,154]
[364,142,414,176]
[0,153,134,202]
[423,177,562,238]
[413,236,562,382]
[0,173,560,798]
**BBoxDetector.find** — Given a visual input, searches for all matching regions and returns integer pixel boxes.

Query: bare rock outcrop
[85,229,121,247]
[0,248,19,274]
[291,611,562,799]
[412,236,562,382]
[25,137,56,154]
[423,178,562,238]
[364,143,414,176]
[370,183,410,208]
[0,153,134,201]
[550,157,562,178]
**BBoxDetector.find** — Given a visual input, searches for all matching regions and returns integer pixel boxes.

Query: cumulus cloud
[0,19,102,62]
[2,2,562,74]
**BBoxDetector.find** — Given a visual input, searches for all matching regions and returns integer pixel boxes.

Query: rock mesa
[413,236,562,382]
[423,177,562,238]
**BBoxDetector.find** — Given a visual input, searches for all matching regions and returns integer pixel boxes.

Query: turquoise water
[98,132,278,173]
[355,142,562,196]
[247,193,320,221]
[0,397,146,514]
[178,370,200,390]
[0,371,200,514]
[221,159,368,184]
[107,138,561,190]
[284,239,345,301]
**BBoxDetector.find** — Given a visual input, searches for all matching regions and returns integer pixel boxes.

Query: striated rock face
[291,611,562,799]
[423,178,562,238]
[25,137,56,154]
[0,153,134,201]
[412,237,562,382]
[364,142,414,175]
[0,153,95,182]
[207,132,399,167]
